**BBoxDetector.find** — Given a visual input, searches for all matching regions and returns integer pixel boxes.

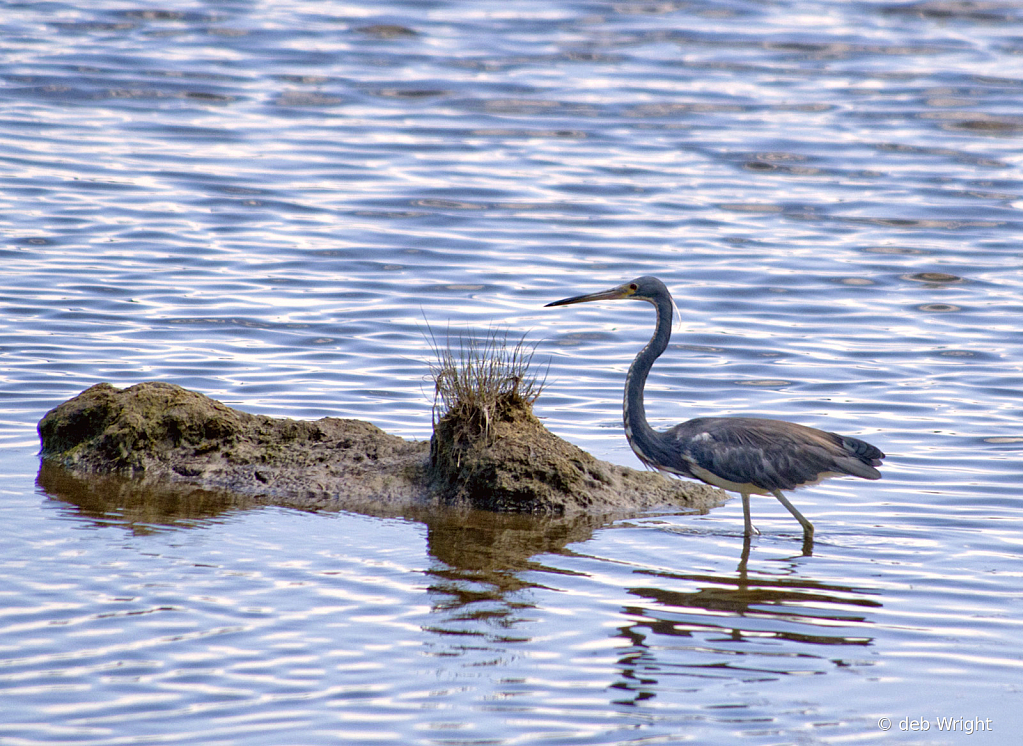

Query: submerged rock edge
[37,382,726,516]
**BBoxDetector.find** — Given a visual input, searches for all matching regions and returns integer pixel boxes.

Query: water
[3,0,1023,742]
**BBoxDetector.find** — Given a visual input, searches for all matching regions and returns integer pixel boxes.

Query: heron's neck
[623,295,673,468]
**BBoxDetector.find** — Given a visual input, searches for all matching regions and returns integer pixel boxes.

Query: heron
[545,276,884,540]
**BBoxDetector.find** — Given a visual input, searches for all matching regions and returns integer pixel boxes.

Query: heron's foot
[743,523,761,538]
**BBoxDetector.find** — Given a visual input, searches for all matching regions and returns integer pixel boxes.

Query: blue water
[3,1,1023,743]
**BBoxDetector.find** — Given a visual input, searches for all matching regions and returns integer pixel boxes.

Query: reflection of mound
[38,382,726,516]
[38,458,608,624]
[37,460,254,534]
[418,508,609,621]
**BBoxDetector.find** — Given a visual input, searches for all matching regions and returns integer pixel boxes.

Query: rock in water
[38,382,429,513]
[428,390,722,515]
[38,382,725,516]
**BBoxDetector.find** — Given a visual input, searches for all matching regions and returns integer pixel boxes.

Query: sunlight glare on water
[2,0,1023,743]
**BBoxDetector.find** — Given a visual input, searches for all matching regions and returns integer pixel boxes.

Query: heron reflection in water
[546,276,884,544]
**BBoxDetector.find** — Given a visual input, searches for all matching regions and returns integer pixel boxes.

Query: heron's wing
[665,417,883,492]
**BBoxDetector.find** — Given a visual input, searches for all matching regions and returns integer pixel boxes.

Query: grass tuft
[424,323,547,440]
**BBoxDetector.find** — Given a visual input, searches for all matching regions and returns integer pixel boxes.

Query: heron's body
[546,276,884,539]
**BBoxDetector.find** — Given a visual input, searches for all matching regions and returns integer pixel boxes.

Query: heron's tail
[838,435,884,479]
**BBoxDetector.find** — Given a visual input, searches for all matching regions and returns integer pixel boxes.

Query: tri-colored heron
[546,276,884,540]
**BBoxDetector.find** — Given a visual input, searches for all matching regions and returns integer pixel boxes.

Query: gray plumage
[662,417,882,490]
[546,275,884,539]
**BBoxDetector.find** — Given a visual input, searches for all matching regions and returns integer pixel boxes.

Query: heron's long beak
[545,284,633,307]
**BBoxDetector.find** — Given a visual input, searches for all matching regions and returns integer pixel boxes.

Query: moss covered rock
[38,382,725,516]
[429,391,720,515]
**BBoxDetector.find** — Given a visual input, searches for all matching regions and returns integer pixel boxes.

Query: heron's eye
[629,283,638,291]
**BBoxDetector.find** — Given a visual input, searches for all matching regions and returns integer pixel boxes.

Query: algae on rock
[36,331,725,516]
[38,381,431,513]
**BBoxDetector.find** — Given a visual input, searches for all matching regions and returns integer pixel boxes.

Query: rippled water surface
[3,1,1023,743]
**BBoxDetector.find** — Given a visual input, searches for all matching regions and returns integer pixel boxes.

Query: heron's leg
[800,532,814,557]
[770,489,814,537]
[737,533,752,575]
[741,492,756,537]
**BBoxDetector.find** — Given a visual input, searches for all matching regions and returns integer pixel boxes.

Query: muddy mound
[38,382,725,516]
[38,382,430,513]
[430,390,720,514]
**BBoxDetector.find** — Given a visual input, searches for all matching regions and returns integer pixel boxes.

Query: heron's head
[545,276,670,308]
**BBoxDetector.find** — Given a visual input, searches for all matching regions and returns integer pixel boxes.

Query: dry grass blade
[423,322,547,440]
